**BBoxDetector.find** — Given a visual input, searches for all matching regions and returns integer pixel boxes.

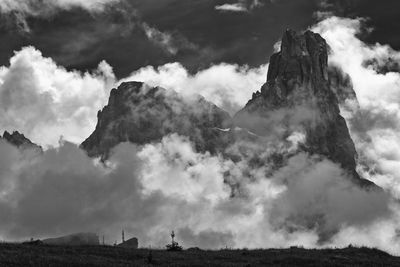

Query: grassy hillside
[0,243,399,266]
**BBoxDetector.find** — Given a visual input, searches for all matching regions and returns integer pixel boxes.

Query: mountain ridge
[80,29,375,188]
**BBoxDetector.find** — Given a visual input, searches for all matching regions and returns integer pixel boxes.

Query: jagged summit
[81,81,232,159]
[243,29,330,109]
[234,29,372,186]
[268,29,328,84]
[1,130,42,151]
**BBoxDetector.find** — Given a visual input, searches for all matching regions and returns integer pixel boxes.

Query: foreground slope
[1,244,399,267]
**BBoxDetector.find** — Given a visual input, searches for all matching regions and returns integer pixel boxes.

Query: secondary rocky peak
[81,81,232,159]
[1,130,42,151]
[107,81,150,105]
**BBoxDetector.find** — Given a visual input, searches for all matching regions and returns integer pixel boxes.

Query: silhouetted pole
[171,231,175,244]
[122,230,125,243]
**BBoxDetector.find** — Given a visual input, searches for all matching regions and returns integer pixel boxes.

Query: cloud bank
[0,133,396,252]
[0,48,266,147]
[0,47,115,147]
[123,63,268,115]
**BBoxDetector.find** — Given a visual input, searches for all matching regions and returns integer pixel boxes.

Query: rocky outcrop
[81,82,232,159]
[1,131,42,151]
[234,29,372,186]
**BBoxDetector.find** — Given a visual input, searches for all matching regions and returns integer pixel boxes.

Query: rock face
[328,65,358,105]
[234,29,370,186]
[1,131,42,151]
[81,82,232,159]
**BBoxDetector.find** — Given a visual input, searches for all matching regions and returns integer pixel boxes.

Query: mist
[0,128,398,253]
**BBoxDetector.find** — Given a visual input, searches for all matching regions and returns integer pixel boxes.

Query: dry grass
[0,243,399,266]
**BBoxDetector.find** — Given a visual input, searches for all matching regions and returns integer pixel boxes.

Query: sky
[2,0,400,253]
[1,0,399,78]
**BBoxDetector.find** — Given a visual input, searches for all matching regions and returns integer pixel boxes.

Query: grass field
[0,243,399,266]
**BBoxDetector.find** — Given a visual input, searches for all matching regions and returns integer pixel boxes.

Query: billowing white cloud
[124,62,268,115]
[312,17,400,198]
[215,0,264,12]
[0,46,267,147]
[0,46,115,147]
[215,3,248,12]
[138,134,231,204]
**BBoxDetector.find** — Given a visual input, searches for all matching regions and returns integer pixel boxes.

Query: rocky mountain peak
[235,29,372,186]
[1,130,42,151]
[268,29,329,83]
[81,81,232,159]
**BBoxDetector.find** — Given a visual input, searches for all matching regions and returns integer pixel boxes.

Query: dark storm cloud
[0,1,197,78]
[135,0,321,74]
[0,0,323,78]
[320,0,400,50]
[1,0,399,78]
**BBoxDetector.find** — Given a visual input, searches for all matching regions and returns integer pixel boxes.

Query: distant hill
[42,233,99,246]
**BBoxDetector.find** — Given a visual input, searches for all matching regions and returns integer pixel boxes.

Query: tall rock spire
[267,29,328,85]
[234,29,372,186]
